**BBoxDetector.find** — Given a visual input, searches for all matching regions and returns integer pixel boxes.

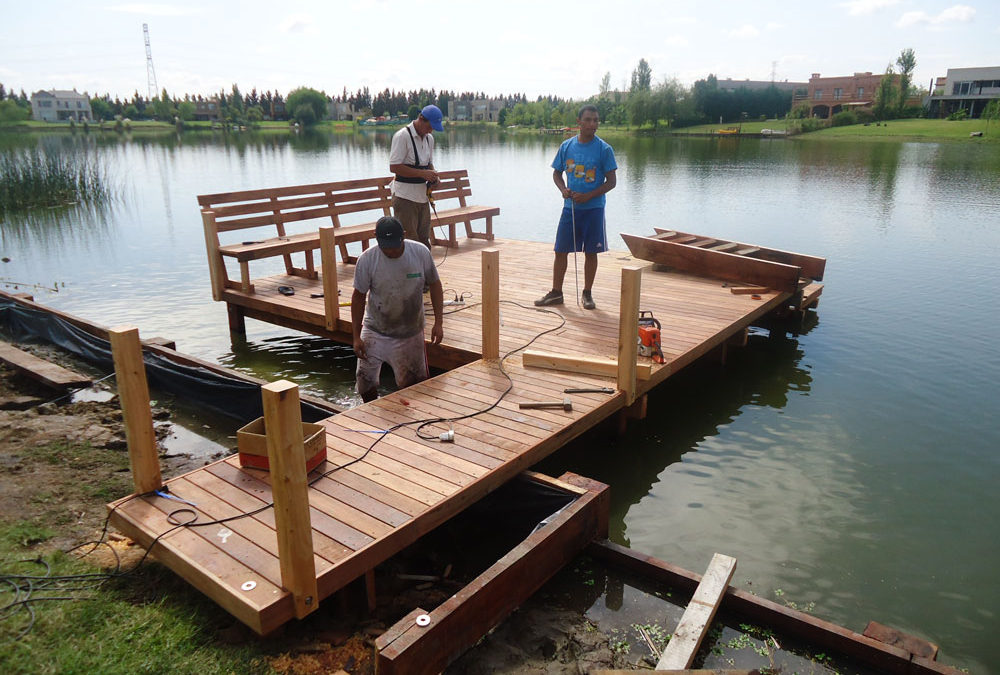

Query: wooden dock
[108,233,823,634]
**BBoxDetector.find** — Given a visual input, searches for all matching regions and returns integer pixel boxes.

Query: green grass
[806,117,997,141]
[0,148,119,213]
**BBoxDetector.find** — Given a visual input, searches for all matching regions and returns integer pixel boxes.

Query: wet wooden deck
[109,235,822,634]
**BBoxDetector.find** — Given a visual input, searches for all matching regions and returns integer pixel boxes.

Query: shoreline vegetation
[1,117,996,143]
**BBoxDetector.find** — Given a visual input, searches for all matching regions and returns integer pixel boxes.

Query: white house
[925,66,1000,118]
[30,89,93,122]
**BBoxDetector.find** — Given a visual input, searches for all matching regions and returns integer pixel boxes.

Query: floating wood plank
[622,232,802,294]
[657,552,737,670]
[863,621,939,660]
[522,350,651,381]
[0,341,91,390]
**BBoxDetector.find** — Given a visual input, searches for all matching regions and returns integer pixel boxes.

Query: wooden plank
[656,552,737,670]
[617,267,642,405]
[622,233,802,294]
[0,341,90,390]
[319,226,339,330]
[522,350,652,381]
[375,473,609,675]
[863,620,939,660]
[481,249,499,360]
[729,286,769,295]
[108,326,162,494]
[261,381,318,619]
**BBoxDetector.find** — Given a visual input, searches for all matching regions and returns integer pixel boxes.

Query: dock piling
[109,325,162,494]
[481,249,500,360]
[319,226,340,330]
[617,266,643,405]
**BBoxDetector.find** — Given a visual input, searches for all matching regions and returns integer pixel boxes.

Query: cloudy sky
[1,0,996,101]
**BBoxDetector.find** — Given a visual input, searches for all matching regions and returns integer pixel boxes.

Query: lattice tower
[143,23,159,100]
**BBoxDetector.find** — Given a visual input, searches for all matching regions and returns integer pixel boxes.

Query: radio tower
[143,23,159,100]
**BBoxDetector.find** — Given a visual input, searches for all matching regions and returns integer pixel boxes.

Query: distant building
[30,89,92,122]
[193,98,221,122]
[803,72,922,118]
[448,98,504,122]
[329,101,356,121]
[925,66,1000,118]
[717,78,807,94]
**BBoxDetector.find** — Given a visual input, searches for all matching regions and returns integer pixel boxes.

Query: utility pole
[143,23,158,101]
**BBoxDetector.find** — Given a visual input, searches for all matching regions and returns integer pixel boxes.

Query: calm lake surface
[2,128,998,672]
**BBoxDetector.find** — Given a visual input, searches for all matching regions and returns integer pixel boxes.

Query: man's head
[375,216,405,258]
[577,104,600,140]
[415,104,444,135]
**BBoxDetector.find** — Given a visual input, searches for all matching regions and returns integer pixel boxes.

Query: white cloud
[279,13,316,34]
[765,22,784,31]
[897,4,976,27]
[662,35,689,48]
[728,24,760,39]
[840,0,900,16]
[106,3,202,16]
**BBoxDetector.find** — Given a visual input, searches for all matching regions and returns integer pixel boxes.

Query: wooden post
[108,326,162,494]
[481,249,500,360]
[227,304,246,338]
[617,266,642,405]
[201,210,225,301]
[319,226,339,331]
[261,380,318,619]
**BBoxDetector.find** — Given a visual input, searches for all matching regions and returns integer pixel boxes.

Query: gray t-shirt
[353,242,440,338]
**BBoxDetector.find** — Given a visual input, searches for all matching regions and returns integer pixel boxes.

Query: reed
[0,148,116,213]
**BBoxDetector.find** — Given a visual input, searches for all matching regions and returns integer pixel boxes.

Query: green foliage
[0,99,30,122]
[630,58,652,93]
[872,64,896,122]
[89,97,113,121]
[286,87,327,126]
[0,149,117,213]
[691,74,793,124]
[896,48,916,117]
[855,108,876,124]
[496,107,507,126]
[831,110,857,127]
[407,104,420,120]
[789,103,811,119]
[946,108,969,121]
[177,100,195,121]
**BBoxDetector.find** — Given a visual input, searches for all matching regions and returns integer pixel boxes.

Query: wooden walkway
[109,235,822,634]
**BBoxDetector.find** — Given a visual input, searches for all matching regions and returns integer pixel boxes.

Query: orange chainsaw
[637,311,665,364]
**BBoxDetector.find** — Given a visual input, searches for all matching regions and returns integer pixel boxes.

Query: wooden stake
[261,380,319,619]
[319,226,339,330]
[481,248,500,360]
[108,326,162,494]
[201,210,225,301]
[617,266,642,405]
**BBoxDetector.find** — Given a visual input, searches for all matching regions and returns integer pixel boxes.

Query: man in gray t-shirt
[351,217,443,402]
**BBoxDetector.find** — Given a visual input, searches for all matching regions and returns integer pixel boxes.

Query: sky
[1,0,997,102]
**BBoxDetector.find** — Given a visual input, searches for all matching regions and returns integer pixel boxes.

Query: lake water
[2,128,998,672]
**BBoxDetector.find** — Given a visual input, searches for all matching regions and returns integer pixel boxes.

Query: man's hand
[353,337,367,360]
[561,186,572,199]
[431,319,443,345]
[423,169,439,184]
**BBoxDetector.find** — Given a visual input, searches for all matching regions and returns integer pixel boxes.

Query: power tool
[637,310,666,364]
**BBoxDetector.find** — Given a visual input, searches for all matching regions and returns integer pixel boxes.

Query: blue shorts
[554,206,607,254]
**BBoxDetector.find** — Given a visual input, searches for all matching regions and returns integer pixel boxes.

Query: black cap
[375,216,404,249]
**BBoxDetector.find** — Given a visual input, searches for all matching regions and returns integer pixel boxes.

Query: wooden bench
[198,170,498,299]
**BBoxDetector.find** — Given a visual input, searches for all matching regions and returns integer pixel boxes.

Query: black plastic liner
[0,299,333,423]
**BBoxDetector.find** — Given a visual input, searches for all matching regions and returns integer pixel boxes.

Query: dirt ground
[0,350,624,674]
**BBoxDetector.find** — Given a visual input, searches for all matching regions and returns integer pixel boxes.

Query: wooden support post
[481,248,500,360]
[319,226,340,331]
[227,303,246,338]
[657,553,737,671]
[365,568,377,612]
[617,266,642,405]
[261,380,319,619]
[201,210,225,301]
[108,326,162,494]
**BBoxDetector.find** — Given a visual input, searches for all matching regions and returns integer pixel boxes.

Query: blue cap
[420,104,444,131]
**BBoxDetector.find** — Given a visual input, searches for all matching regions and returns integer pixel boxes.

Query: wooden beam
[657,552,737,670]
[319,226,339,330]
[618,266,642,405]
[201,210,226,301]
[0,341,91,390]
[729,286,769,295]
[622,233,802,294]
[863,621,939,660]
[481,249,499,360]
[261,380,318,619]
[521,350,651,381]
[108,326,162,494]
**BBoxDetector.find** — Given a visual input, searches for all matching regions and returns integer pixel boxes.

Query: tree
[599,72,611,98]
[630,58,652,93]
[895,48,916,117]
[984,99,1000,135]
[872,64,896,122]
[90,97,113,121]
[407,104,420,120]
[0,99,29,122]
[286,87,327,126]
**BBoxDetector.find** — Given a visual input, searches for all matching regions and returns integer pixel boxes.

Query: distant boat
[760,128,788,137]
[716,126,740,135]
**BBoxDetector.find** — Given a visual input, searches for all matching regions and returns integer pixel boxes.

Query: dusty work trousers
[355,325,429,396]
[392,196,432,251]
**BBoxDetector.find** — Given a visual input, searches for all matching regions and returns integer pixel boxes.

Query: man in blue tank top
[535,105,617,310]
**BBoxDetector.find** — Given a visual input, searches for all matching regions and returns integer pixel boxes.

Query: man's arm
[573,169,617,204]
[390,163,439,183]
[429,279,444,344]
[552,169,570,199]
[351,289,368,359]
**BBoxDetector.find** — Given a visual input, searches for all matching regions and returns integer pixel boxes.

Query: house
[30,89,92,122]
[803,72,919,118]
[925,66,1000,118]
[329,101,356,121]
[448,98,504,122]
[193,98,221,122]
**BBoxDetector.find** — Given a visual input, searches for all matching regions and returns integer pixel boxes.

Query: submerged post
[617,266,643,405]
[261,380,318,619]
[319,226,339,330]
[109,325,162,494]
[481,249,500,360]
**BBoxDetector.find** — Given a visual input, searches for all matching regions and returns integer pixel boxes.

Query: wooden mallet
[519,398,572,412]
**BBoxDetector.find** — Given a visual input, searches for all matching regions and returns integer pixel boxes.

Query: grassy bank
[805,117,997,141]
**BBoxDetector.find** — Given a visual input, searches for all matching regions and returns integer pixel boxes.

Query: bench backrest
[429,169,473,206]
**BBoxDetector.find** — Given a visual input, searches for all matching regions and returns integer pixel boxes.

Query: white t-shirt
[389,122,434,203]
[353,242,440,338]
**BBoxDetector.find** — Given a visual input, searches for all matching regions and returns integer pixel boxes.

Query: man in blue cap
[389,104,444,252]
[352,216,443,402]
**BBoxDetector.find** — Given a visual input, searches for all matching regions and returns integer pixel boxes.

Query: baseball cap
[420,104,444,131]
[375,216,404,249]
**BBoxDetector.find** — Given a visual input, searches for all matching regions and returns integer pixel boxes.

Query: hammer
[519,398,572,412]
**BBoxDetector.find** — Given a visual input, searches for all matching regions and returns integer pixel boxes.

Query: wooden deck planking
[108,235,820,633]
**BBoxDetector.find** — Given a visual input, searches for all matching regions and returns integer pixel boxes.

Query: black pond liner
[0,299,332,423]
